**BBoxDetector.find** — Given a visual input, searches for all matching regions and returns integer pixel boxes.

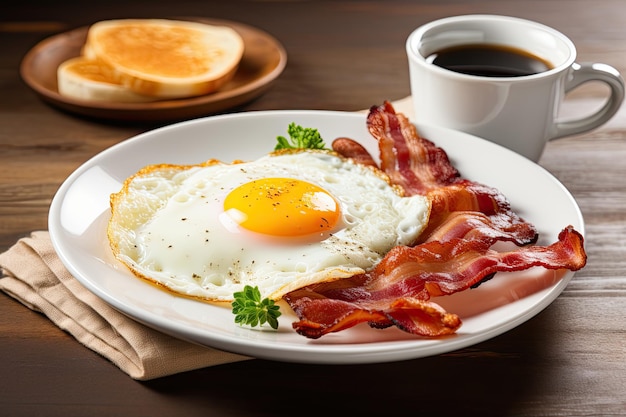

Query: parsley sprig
[232,285,281,330]
[274,122,328,150]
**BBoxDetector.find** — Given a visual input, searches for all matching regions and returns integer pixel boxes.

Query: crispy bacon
[419,181,538,244]
[364,101,540,246]
[285,101,587,339]
[286,226,586,339]
[421,211,537,246]
[335,102,537,240]
[367,101,537,229]
[366,101,461,195]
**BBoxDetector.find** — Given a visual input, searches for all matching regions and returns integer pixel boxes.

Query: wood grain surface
[1,1,625,416]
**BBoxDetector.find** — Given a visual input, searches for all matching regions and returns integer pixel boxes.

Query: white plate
[48,110,584,364]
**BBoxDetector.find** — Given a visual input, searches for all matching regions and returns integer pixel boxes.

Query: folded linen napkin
[0,97,414,380]
[0,231,251,380]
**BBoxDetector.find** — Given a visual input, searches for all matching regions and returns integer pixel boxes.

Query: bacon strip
[334,102,539,245]
[421,211,537,246]
[286,226,586,339]
[366,101,461,195]
[419,180,537,244]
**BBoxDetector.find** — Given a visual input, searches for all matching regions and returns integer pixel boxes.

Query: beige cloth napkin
[0,97,413,380]
[0,231,251,380]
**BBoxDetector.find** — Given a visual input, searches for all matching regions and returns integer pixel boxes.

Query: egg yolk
[223,178,341,237]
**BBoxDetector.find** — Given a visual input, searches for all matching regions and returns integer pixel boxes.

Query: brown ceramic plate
[20,18,287,122]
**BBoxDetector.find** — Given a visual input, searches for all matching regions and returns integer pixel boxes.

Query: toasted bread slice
[57,56,159,102]
[83,19,244,98]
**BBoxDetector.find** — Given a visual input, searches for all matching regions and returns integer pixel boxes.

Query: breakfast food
[57,57,160,103]
[106,101,587,339]
[57,19,244,101]
[285,102,586,338]
[107,151,431,302]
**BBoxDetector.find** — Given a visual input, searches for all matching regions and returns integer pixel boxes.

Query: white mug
[406,14,625,162]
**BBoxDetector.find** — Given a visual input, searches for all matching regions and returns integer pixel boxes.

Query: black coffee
[427,44,553,77]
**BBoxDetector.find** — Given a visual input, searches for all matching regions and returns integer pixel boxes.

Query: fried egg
[107,151,431,302]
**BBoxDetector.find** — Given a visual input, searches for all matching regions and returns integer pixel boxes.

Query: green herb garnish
[232,285,281,330]
[275,122,328,150]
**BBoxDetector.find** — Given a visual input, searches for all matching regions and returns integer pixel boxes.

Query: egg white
[107,151,431,301]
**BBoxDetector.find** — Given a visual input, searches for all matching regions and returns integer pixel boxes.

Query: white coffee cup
[406,14,624,161]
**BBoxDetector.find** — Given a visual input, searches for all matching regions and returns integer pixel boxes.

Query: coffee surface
[427,44,553,77]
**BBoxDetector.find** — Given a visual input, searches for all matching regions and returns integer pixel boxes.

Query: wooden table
[2,1,625,415]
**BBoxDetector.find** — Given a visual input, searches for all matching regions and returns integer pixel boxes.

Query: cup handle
[550,62,625,140]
